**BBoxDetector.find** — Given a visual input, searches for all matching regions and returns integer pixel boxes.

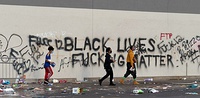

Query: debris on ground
[2,87,15,94]
[188,83,198,88]
[72,87,80,94]
[185,92,198,95]
[2,80,10,85]
[74,80,81,84]
[59,80,67,83]
[53,79,59,83]
[188,81,198,89]
[144,78,153,82]
[133,89,144,94]
[182,78,187,80]
[46,88,52,91]
[148,88,159,93]
[72,87,89,94]
[16,75,26,84]
[61,89,67,93]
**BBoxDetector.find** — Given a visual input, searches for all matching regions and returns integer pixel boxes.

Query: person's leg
[133,68,137,80]
[47,67,53,80]
[120,63,131,84]
[44,68,49,84]
[109,68,115,86]
[45,67,53,83]
[131,64,139,85]
[124,70,131,78]
[99,69,110,86]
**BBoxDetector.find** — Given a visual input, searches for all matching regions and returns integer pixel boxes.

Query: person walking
[44,46,55,84]
[99,47,116,86]
[120,46,139,85]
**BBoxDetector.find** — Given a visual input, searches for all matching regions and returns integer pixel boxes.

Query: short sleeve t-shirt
[44,54,51,68]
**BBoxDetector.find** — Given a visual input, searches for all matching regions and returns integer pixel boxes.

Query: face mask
[51,51,54,54]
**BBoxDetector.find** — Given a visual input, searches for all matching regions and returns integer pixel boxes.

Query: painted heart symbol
[0,34,23,52]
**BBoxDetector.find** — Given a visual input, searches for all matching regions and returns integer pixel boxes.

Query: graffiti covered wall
[0,3,200,80]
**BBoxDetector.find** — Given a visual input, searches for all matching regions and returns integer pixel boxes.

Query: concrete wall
[0,0,199,80]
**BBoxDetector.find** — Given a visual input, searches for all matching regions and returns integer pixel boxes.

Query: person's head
[130,46,135,51]
[48,46,54,53]
[106,47,112,54]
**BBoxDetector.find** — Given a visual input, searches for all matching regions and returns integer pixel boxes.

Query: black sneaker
[44,81,49,85]
[109,83,116,86]
[99,80,102,86]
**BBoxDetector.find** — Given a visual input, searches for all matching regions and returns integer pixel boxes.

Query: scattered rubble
[0,77,200,97]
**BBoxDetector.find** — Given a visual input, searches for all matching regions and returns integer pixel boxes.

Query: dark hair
[48,46,54,51]
[130,46,133,49]
[106,47,111,53]
[130,46,136,50]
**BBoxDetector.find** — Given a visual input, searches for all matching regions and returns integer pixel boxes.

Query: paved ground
[1,78,200,98]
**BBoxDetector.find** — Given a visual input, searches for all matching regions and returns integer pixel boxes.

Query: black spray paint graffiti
[9,44,44,75]
[177,47,198,64]
[176,36,200,64]
[182,36,200,50]
[0,34,25,75]
[28,44,44,64]
[157,35,185,54]
[58,53,126,72]
[0,34,23,52]
[137,54,173,68]
[29,35,109,52]
[157,35,200,65]
[1,33,199,75]
[0,34,44,75]
[31,64,44,72]
[29,35,52,47]
[117,38,156,55]
[30,35,173,70]
[58,56,91,72]
[55,36,175,72]
[117,37,174,68]
[0,40,2,49]
[29,35,111,72]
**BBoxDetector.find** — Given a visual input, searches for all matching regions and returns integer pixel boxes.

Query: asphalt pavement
[1,78,200,98]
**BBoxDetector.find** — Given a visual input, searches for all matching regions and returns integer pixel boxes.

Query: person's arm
[105,53,116,64]
[110,58,116,63]
[133,58,137,63]
[45,59,52,63]
[133,53,137,63]
[105,54,114,63]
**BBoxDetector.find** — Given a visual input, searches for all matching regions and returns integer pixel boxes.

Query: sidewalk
[0,77,200,98]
